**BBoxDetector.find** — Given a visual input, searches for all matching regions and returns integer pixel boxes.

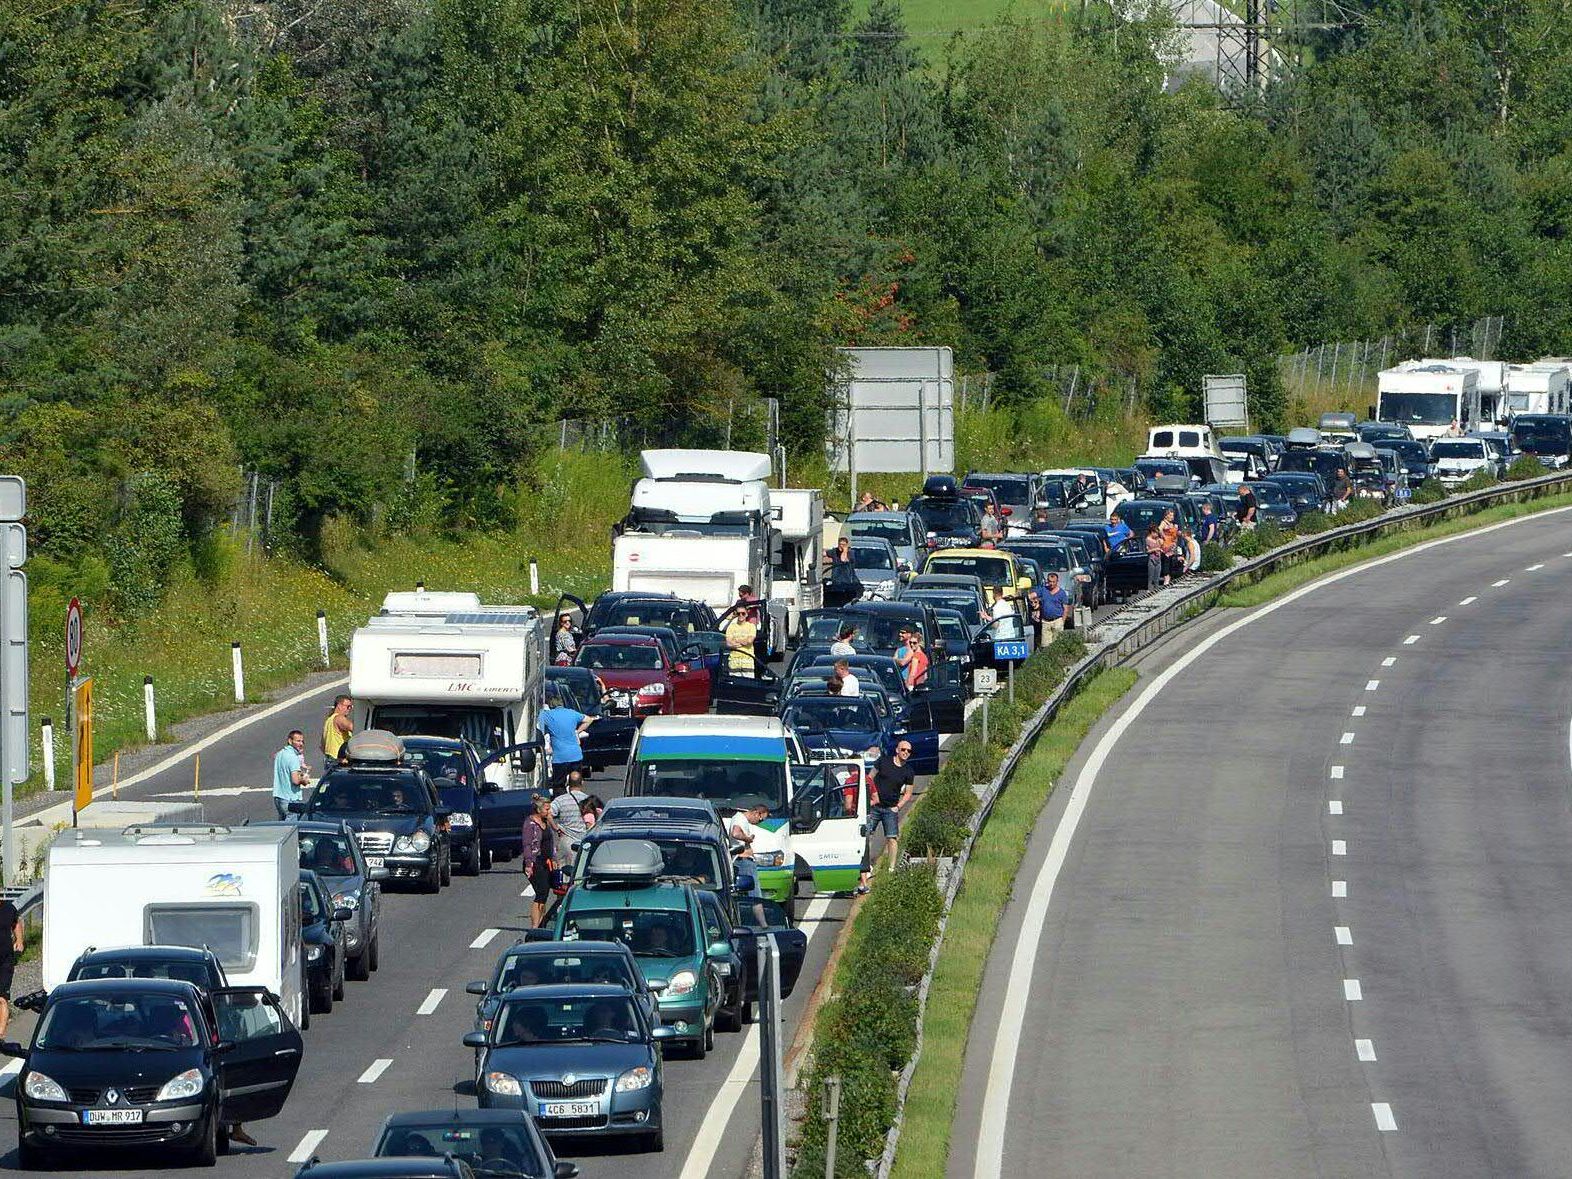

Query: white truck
[769,488,825,633]
[612,450,788,657]
[43,824,305,1026]
[1505,363,1571,417]
[348,608,546,790]
[1377,363,1481,440]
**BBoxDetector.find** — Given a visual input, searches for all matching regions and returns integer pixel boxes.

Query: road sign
[0,477,23,522]
[73,677,93,814]
[66,597,82,678]
[972,667,999,696]
[992,638,1030,661]
[1204,373,1249,430]
[2,570,26,785]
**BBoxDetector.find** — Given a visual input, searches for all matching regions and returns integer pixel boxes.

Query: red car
[574,635,710,716]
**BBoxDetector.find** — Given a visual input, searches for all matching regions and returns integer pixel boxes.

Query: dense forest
[3,0,1572,613]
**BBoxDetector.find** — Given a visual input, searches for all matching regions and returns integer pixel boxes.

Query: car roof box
[1285,427,1323,449]
[1152,474,1190,493]
[343,729,404,764]
[922,474,959,498]
[1345,442,1377,460]
[583,838,665,884]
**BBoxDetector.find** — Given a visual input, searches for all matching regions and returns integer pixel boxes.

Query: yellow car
[916,547,1035,601]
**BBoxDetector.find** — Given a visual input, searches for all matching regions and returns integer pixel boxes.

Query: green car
[551,841,736,1059]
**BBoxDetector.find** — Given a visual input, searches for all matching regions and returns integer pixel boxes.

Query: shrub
[1507,454,1546,480]
[1200,542,1231,572]
[1294,509,1331,534]
[1411,479,1447,504]
[1457,469,1498,493]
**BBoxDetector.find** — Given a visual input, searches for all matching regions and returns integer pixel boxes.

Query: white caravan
[349,610,545,790]
[43,824,305,1025]
[1504,363,1571,418]
[769,488,825,632]
[1420,358,1507,427]
[1376,363,1481,440]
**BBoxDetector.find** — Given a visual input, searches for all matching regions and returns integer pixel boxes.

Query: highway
[954,506,1572,1178]
[0,676,860,1176]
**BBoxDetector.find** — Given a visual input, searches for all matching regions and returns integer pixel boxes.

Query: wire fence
[549,397,781,456]
[1280,316,1506,402]
[229,470,281,554]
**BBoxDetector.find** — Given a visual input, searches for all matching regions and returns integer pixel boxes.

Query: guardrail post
[231,642,245,703]
[40,717,54,792]
[317,610,329,667]
[143,675,156,742]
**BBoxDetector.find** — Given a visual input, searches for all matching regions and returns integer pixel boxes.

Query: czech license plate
[83,1109,143,1125]
[365,856,385,869]
[540,1101,599,1118]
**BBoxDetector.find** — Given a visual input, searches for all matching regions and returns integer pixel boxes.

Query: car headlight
[616,1066,654,1092]
[447,811,473,827]
[485,1071,522,1096]
[754,851,785,868]
[331,889,361,911]
[638,682,667,696]
[395,831,432,853]
[393,834,414,853]
[23,1071,67,1102]
[664,970,698,998]
[306,944,324,961]
[155,1068,205,1102]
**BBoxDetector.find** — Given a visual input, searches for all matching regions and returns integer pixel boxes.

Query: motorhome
[43,825,305,1025]
[1376,363,1481,440]
[1504,363,1571,418]
[378,590,482,618]
[612,450,788,659]
[348,609,546,790]
[769,488,826,632]
[1419,358,1507,427]
[1142,424,1226,486]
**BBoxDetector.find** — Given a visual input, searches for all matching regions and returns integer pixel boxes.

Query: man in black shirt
[0,897,21,1036]
[869,741,917,876]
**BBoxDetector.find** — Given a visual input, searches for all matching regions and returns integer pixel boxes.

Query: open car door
[212,987,304,1124]
[908,654,966,734]
[732,896,808,1001]
[711,650,783,716]
[549,593,589,662]
[790,759,869,895]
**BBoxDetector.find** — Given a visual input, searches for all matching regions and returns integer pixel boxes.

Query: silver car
[845,511,925,571]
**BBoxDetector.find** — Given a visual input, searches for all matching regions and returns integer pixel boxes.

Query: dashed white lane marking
[1329,800,1343,815]
[1335,926,1353,945]
[1458,596,1477,605]
[1332,840,1347,856]
[470,928,500,949]
[1527,564,1545,571]
[1352,706,1366,717]
[416,988,447,1016]
[1382,656,1397,667]
[1330,765,1345,779]
[1493,578,1510,587]
[1332,880,1347,898]
[1373,1103,1399,1132]
[1356,1039,1377,1062]
[1429,616,1447,625]
[289,1130,330,1163]
[1366,679,1380,691]
[358,1058,393,1084]
[1344,979,1363,1001]
[1340,732,1356,744]
[1403,634,1421,644]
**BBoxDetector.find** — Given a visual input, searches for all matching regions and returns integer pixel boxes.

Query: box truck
[1376,363,1481,440]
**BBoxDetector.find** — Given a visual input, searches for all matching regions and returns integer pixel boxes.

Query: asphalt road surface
[954,506,1572,1178]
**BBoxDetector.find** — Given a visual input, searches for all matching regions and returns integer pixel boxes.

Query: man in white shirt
[833,658,861,697]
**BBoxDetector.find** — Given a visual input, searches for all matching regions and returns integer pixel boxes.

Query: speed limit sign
[65,597,82,678]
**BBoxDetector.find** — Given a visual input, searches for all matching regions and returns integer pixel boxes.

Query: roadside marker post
[529,560,540,597]
[40,718,54,792]
[231,642,245,704]
[316,610,329,667]
[144,676,156,743]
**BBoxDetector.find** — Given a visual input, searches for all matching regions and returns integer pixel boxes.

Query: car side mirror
[0,1041,26,1059]
[673,663,689,675]
[708,941,733,960]
[332,907,354,923]
[647,980,668,994]
[1016,575,1032,591]
[368,866,389,882]
[652,1026,676,1040]
[465,980,488,996]
[462,1032,487,1049]
[555,1162,582,1179]
[286,800,307,815]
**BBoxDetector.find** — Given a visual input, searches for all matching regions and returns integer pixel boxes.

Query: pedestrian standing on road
[553,614,578,665]
[830,624,859,658]
[1039,573,1070,636]
[856,490,888,513]
[321,694,353,761]
[1105,511,1132,552]
[869,741,917,873]
[0,893,22,1038]
[724,606,759,678]
[1236,484,1257,529]
[550,771,590,869]
[728,803,770,897]
[1024,588,1045,647]
[824,536,862,608]
[522,795,556,927]
[1183,526,1201,573]
[1197,501,1218,545]
[1144,525,1163,591]
[735,585,769,673]
[832,658,861,697]
[271,729,310,820]
[538,690,595,786]
[900,631,930,691]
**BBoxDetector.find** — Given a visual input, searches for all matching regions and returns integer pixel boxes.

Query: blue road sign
[992,638,1030,661]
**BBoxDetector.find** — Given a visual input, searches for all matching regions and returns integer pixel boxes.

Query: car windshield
[370,704,506,755]
[802,613,930,650]
[1118,503,1174,533]
[848,518,913,546]
[934,614,969,646]
[1243,482,1288,506]
[603,602,698,633]
[578,643,663,670]
[72,959,213,987]
[1512,418,1570,450]
[850,544,895,571]
[902,592,982,623]
[964,476,1032,508]
[1135,459,1188,478]
[1379,392,1456,425]
[1386,441,1428,462]
[804,658,905,695]
[561,908,697,960]
[376,1120,546,1177]
[495,951,637,993]
[1004,545,1071,572]
[311,773,426,814]
[784,697,880,732]
[923,556,1011,586]
[546,672,599,713]
[910,497,977,532]
[37,993,199,1050]
[403,747,471,785]
[299,831,358,877]
[629,758,789,816]
[494,994,644,1046]
[1431,441,1485,459]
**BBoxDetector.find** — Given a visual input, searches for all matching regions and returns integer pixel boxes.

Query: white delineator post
[40,717,54,791]
[316,610,329,667]
[529,561,540,597]
[143,676,156,742]
[231,642,245,704]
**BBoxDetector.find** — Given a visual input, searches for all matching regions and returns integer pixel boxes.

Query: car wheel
[780,886,797,926]
[440,847,453,887]
[332,958,345,1001]
[479,843,493,871]
[16,1139,49,1170]
[422,862,441,894]
[689,1031,707,1061]
[641,1127,665,1152]
[348,942,371,982]
[464,839,482,877]
[216,1125,231,1156]
[298,991,311,1030]
[703,1018,715,1053]
[310,972,332,1015]
[188,1113,218,1167]
[716,993,743,1033]
[368,932,380,972]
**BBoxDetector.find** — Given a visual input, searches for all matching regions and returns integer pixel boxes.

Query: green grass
[890,667,1138,1178]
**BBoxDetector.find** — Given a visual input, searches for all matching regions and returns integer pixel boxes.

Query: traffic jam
[6,352,1567,1176]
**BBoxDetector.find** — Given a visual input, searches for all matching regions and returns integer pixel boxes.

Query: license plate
[83,1109,143,1125]
[539,1101,599,1118]
[365,856,385,869]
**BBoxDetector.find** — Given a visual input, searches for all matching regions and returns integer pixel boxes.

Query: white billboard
[828,347,954,476]
[1203,373,1248,430]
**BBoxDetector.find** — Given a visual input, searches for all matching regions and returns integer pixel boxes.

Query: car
[574,591,719,643]
[1258,471,1328,515]
[1218,435,1281,471]
[544,666,638,771]
[256,820,385,980]
[1240,481,1299,528]
[918,547,1035,604]
[1468,430,1518,477]
[1099,499,1188,600]
[297,735,453,893]
[466,984,670,1151]
[1376,438,1431,485]
[1013,531,1104,608]
[1133,457,1194,489]
[845,510,926,570]
[598,796,722,827]
[574,635,708,717]
[6,976,303,1168]
[296,1160,475,1179]
[1000,538,1084,607]
[781,692,939,776]
[1428,436,1496,485]
[372,1108,579,1179]
[466,941,660,1081]
[401,735,531,875]
[65,944,228,990]
[1508,413,1572,468]
[845,536,904,600]
[300,869,351,1016]
[1357,421,1412,444]
[963,472,1041,533]
[1276,445,1351,493]
[907,487,983,550]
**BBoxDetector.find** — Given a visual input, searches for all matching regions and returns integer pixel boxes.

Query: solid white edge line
[675,893,835,1179]
[968,502,1572,1179]
[1372,1102,1398,1132]
[1332,880,1347,898]
[470,928,501,950]
[1335,926,1353,945]
[288,1129,330,1163]
[1356,1039,1377,1062]
[358,1058,393,1084]
[1344,979,1363,1001]
[416,987,447,1016]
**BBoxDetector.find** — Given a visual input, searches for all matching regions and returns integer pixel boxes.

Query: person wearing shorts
[538,691,595,786]
[869,741,916,874]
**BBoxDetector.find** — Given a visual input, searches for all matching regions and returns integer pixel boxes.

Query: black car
[297,1159,475,1179]
[575,592,719,644]
[297,757,452,892]
[1259,471,1328,515]
[7,977,303,1168]
[66,945,228,990]
[373,1107,579,1179]
[286,821,385,979]
[544,667,638,771]
[1509,413,1572,468]
[402,736,503,876]
[301,869,351,1017]
[907,492,982,550]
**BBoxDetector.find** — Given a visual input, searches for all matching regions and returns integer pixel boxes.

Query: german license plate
[540,1101,598,1118]
[83,1109,143,1125]
[365,856,385,869]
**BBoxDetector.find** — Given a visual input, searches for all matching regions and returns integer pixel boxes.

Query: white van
[43,825,305,1026]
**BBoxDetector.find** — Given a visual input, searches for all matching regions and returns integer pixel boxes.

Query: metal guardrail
[1,883,43,922]
[874,466,1572,1176]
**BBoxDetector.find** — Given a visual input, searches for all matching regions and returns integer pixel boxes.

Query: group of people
[520,771,607,926]
[272,693,355,819]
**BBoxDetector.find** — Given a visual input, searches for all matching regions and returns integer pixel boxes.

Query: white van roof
[640,715,787,739]
[631,477,770,519]
[349,626,534,703]
[640,450,773,483]
[51,824,294,861]
[380,591,483,617]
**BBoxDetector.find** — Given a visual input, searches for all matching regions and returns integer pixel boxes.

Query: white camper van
[1505,363,1571,417]
[769,488,825,632]
[348,611,546,790]
[1377,363,1481,440]
[43,825,305,1026]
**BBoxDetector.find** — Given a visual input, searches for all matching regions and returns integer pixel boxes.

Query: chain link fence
[549,397,780,456]
[1280,316,1506,403]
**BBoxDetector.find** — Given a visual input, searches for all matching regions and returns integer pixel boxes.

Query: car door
[696,890,744,1002]
[669,644,712,713]
[789,759,869,895]
[711,658,782,716]
[211,987,304,1123]
[732,897,808,1001]
[549,594,589,660]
